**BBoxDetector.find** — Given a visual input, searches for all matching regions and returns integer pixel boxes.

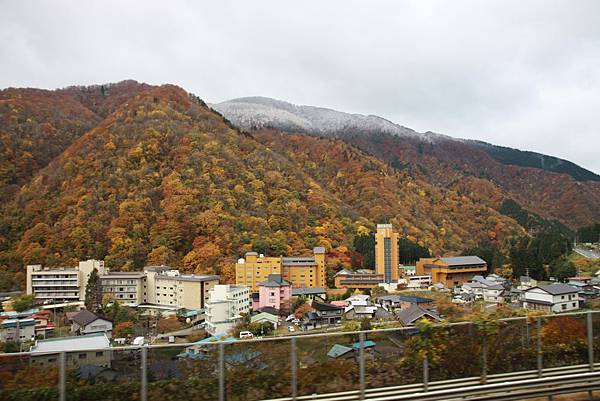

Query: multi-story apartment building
[100,271,147,305]
[153,270,219,309]
[102,266,219,310]
[235,247,326,291]
[416,256,487,289]
[375,224,400,284]
[26,260,106,303]
[205,284,251,335]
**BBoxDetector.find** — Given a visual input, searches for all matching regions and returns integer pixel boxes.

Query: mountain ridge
[212,96,599,181]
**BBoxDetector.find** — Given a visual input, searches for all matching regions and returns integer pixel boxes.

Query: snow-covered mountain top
[211,96,448,141]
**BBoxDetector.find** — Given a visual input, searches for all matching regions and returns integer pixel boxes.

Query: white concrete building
[522,284,580,313]
[26,260,106,304]
[101,266,219,310]
[0,318,36,343]
[205,285,250,335]
[100,271,147,305]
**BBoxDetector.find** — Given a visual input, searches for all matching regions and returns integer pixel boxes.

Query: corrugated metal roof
[440,256,487,266]
[31,332,110,353]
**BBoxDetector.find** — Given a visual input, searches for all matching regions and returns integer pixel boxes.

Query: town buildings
[235,247,326,291]
[205,284,251,335]
[522,283,580,313]
[100,271,147,305]
[30,332,112,369]
[254,274,292,313]
[334,269,384,289]
[101,266,219,310]
[0,317,35,343]
[70,309,113,338]
[304,300,344,328]
[375,224,400,283]
[26,259,106,303]
[416,256,487,289]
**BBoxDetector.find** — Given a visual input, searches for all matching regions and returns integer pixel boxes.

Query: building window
[79,354,87,360]
[96,351,104,357]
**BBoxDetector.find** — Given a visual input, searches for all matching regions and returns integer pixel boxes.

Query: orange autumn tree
[540,316,586,347]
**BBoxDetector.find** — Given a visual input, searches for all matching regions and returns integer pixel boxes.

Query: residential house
[567,278,598,298]
[305,301,343,328]
[255,274,292,313]
[375,295,433,311]
[30,332,112,369]
[31,311,55,338]
[205,285,251,335]
[292,287,326,302]
[250,312,279,330]
[70,309,113,338]
[462,276,506,304]
[397,305,441,326]
[522,284,580,313]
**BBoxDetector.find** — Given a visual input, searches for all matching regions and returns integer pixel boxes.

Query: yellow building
[416,256,487,289]
[236,247,326,291]
[375,224,400,283]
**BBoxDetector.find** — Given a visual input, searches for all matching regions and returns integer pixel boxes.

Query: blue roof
[193,333,237,344]
[351,340,376,349]
[327,344,354,358]
[1,318,36,328]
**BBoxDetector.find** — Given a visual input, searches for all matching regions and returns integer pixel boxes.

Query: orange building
[236,247,326,291]
[416,256,487,289]
[375,224,400,283]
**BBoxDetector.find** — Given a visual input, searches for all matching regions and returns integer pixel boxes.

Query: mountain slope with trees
[0,82,529,290]
[214,97,600,229]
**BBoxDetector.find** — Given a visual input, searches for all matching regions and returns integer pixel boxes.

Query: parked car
[286,315,295,322]
[288,326,295,332]
[239,331,254,339]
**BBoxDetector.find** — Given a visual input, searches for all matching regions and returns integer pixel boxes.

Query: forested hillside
[0,82,526,290]
[215,97,600,229]
[0,81,597,291]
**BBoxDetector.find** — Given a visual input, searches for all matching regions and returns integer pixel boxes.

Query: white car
[286,315,296,322]
[288,326,296,332]
[239,331,254,339]
[292,319,301,325]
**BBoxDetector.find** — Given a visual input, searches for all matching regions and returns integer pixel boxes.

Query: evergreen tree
[84,268,102,313]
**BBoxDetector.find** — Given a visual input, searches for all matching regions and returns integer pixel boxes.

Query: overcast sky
[2,1,599,173]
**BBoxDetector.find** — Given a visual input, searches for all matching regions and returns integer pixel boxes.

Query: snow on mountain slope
[211,96,444,141]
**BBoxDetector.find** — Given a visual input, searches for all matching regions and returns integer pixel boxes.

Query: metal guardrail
[0,309,599,401]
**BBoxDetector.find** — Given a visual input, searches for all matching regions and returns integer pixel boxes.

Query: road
[574,247,600,260]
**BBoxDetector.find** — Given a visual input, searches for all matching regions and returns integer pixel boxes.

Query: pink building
[256,274,292,314]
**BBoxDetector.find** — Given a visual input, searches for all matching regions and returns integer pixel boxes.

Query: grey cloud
[1,0,599,172]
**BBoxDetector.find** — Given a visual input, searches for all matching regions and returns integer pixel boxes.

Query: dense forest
[577,223,600,243]
[0,81,597,291]
[470,141,600,182]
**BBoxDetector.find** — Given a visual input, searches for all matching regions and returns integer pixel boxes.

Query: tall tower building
[375,224,400,283]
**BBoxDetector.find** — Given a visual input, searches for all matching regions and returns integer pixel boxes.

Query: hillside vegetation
[0,81,596,291]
